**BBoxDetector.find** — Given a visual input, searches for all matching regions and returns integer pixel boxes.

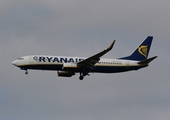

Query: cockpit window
[18,58,24,60]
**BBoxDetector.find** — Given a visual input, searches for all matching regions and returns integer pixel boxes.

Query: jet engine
[57,71,75,77]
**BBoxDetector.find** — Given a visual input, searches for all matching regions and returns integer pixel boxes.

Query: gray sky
[0,0,169,120]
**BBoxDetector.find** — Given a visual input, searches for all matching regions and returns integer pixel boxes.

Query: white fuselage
[12,37,156,80]
[12,55,145,73]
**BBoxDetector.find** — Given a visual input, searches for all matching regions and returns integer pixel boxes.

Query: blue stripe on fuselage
[19,64,147,73]
[91,66,146,73]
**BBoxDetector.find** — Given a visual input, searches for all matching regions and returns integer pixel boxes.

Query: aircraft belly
[20,64,63,71]
[19,64,83,72]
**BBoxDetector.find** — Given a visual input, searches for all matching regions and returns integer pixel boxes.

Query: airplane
[12,36,157,80]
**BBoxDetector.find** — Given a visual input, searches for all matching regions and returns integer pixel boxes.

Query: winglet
[106,40,116,51]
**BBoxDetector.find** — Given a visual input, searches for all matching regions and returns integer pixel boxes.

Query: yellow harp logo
[138,46,148,57]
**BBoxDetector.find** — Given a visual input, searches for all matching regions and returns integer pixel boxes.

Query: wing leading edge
[77,40,116,68]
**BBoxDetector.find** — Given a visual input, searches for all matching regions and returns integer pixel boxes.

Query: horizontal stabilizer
[138,56,158,65]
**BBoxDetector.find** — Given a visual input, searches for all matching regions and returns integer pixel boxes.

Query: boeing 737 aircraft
[12,36,157,80]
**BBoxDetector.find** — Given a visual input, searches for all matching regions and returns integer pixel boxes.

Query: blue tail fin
[120,36,153,61]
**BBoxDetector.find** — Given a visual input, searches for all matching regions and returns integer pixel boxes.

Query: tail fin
[120,36,153,61]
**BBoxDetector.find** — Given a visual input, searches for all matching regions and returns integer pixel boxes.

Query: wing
[77,40,116,68]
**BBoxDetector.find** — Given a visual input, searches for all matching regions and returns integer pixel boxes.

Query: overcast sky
[0,0,169,120]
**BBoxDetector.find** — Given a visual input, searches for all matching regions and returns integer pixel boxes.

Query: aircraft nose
[12,60,18,66]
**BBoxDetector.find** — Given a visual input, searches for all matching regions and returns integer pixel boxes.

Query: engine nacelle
[57,71,75,77]
[62,63,78,70]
